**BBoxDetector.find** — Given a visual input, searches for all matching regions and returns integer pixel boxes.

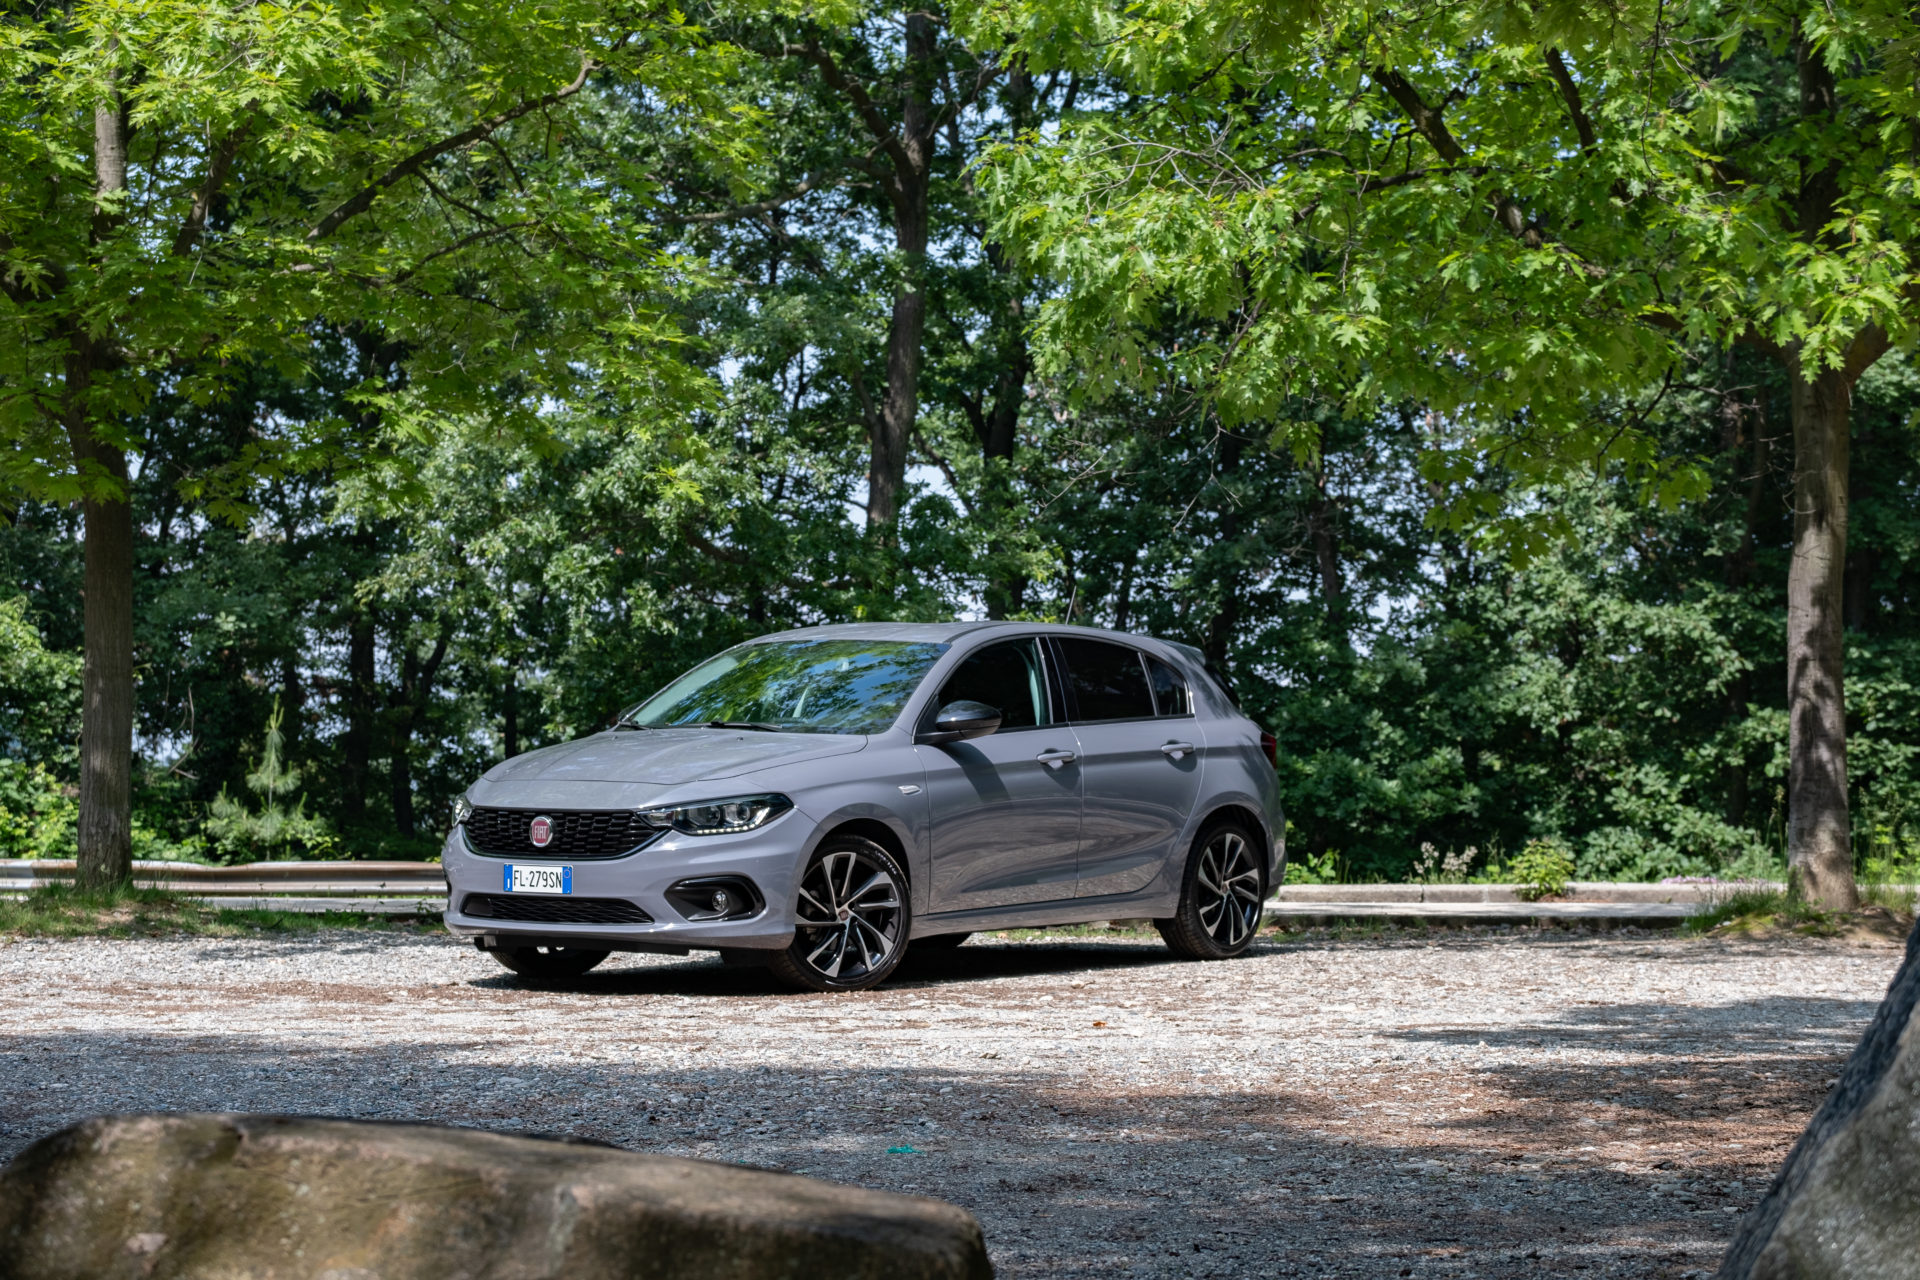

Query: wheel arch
[1195,802,1275,882]
[815,816,912,884]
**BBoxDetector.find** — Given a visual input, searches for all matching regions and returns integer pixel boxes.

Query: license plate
[504,865,572,895]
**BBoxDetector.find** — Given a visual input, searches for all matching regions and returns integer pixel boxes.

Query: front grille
[460,894,654,926]
[462,807,660,859]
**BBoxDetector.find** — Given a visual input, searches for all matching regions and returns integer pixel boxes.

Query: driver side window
[936,639,1051,730]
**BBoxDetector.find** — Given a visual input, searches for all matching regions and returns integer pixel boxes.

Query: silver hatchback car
[443,623,1284,990]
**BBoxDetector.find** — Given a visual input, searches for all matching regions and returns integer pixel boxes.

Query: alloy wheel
[1194,829,1263,948]
[792,845,906,984]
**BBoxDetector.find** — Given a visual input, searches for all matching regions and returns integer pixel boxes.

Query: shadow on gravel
[0,1025,1782,1280]
[463,939,1188,998]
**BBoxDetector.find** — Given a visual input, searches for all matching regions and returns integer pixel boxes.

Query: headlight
[637,793,792,836]
[450,795,473,830]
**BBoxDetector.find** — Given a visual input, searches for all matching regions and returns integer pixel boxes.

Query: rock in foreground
[0,1113,992,1279]
[1719,915,1920,1278]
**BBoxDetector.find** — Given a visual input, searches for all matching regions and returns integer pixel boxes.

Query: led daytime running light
[637,793,792,836]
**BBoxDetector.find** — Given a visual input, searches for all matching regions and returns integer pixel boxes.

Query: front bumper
[440,817,803,952]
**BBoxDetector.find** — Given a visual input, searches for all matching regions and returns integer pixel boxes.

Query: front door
[1051,637,1207,898]
[918,638,1084,911]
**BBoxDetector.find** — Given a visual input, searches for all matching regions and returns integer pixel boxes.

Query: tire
[915,932,971,950]
[489,944,610,981]
[1156,820,1266,960]
[769,835,912,992]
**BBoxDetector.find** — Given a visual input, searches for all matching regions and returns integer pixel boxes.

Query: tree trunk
[1784,357,1856,909]
[1305,436,1346,638]
[389,623,452,840]
[865,12,937,532]
[502,662,520,761]
[1722,389,1769,828]
[72,95,135,889]
[1204,430,1245,667]
[74,436,135,888]
[341,610,376,826]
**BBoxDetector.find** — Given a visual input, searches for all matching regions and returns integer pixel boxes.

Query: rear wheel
[489,944,609,981]
[769,836,911,992]
[1156,821,1265,960]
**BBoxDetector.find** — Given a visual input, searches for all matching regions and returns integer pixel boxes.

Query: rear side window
[1147,656,1192,717]
[937,639,1051,729]
[1055,638,1154,722]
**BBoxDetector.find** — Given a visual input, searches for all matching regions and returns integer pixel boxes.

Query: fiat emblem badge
[528,815,554,848]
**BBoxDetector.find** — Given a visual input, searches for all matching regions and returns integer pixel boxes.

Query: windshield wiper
[611,715,651,731]
[705,720,784,732]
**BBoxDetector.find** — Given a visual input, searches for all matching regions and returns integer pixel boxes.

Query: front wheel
[489,944,609,981]
[769,836,911,992]
[1156,821,1266,960]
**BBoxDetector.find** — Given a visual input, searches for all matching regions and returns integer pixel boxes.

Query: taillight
[1259,731,1277,769]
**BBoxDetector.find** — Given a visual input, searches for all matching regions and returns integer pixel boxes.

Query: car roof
[750,620,1192,653]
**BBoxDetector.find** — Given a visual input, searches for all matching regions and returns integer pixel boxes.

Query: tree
[0,0,733,883]
[971,0,1918,905]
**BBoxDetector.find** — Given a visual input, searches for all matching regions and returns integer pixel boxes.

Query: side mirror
[919,700,1003,745]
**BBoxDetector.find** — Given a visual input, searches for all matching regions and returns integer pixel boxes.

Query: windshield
[624,639,949,735]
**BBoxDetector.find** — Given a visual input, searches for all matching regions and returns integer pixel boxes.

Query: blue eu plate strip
[563,866,573,894]
[503,864,513,892]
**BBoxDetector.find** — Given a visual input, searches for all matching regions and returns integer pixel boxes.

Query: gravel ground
[0,924,1904,1279]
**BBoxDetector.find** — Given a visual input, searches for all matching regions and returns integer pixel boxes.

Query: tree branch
[659,172,834,225]
[171,123,249,256]
[1844,324,1890,383]
[306,51,611,243]
[1374,66,1541,247]
[390,221,542,284]
[784,40,915,183]
[1543,48,1598,150]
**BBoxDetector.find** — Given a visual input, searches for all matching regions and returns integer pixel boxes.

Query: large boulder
[0,1113,992,1279]
[1719,914,1920,1279]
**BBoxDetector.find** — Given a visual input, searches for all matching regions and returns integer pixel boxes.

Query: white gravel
[0,925,1903,1278]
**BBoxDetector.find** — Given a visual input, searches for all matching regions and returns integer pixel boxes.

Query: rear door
[1050,637,1206,898]
[917,637,1084,911]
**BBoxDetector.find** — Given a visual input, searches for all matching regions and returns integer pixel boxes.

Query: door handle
[1160,742,1196,760]
[1035,749,1077,769]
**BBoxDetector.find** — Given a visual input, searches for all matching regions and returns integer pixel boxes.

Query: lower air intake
[461,894,653,926]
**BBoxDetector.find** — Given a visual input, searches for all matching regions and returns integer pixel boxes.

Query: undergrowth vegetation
[0,885,441,939]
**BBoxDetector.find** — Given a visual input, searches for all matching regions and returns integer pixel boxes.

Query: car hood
[481,727,867,785]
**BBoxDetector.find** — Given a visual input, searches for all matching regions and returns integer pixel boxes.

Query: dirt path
[0,926,1902,1278]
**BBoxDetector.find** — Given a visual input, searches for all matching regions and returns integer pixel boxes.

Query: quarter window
[1055,637,1155,722]
[1147,656,1192,718]
[936,639,1050,729]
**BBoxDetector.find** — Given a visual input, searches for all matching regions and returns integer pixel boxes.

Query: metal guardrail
[1271,880,1785,905]
[5,861,1895,922]
[0,860,446,897]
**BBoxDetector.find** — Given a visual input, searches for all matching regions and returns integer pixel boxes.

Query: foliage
[0,0,737,502]
[0,760,77,860]
[202,700,336,863]
[0,596,79,767]
[2,1,1919,884]
[968,0,1913,490]
[1509,839,1577,902]
[0,883,439,938]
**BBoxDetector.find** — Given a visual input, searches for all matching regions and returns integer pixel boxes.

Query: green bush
[1511,838,1576,901]
[0,759,77,859]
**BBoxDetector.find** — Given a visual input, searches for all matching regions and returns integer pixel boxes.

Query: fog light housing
[666,877,762,922]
